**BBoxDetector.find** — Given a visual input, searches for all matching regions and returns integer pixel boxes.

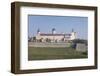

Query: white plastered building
[36,28,76,42]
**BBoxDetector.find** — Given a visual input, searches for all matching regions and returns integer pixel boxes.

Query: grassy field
[28,47,88,60]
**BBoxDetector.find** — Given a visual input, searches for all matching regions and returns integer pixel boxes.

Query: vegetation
[72,39,87,45]
[71,39,87,49]
[28,47,87,60]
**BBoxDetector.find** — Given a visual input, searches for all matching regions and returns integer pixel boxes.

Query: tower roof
[72,28,74,32]
[52,28,56,31]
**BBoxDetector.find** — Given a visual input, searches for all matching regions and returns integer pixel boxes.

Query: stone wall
[76,43,87,52]
[29,42,71,47]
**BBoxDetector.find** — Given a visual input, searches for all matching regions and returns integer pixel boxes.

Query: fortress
[35,28,77,42]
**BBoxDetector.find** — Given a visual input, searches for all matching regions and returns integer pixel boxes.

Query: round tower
[71,29,76,40]
[52,28,56,34]
[37,28,40,35]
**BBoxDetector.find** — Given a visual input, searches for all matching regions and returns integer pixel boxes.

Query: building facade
[35,28,77,42]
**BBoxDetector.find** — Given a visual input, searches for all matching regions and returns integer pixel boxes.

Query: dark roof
[40,33,71,36]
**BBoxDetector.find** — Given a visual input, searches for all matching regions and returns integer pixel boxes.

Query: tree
[45,38,51,42]
[61,38,64,42]
[71,39,88,49]
[33,37,36,42]
[72,39,87,45]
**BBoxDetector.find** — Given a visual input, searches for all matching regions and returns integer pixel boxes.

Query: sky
[28,15,88,39]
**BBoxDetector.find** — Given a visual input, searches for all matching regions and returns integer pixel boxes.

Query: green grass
[28,47,88,60]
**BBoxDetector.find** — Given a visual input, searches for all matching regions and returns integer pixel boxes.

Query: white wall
[0,0,100,76]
